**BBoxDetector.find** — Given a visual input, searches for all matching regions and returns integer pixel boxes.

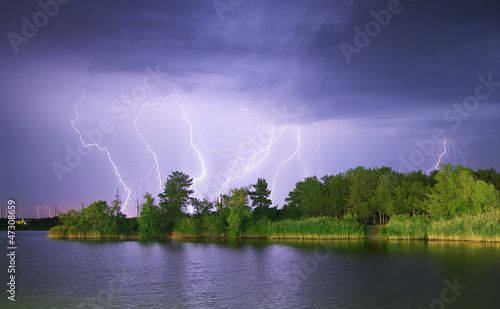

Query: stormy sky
[1,0,499,217]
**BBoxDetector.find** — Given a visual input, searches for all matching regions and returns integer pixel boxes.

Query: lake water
[1,231,499,308]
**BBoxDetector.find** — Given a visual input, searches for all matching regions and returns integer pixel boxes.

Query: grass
[386,215,430,240]
[387,211,500,242]
[48,225,131,239]
[428,210,500,242]
[49,211,500,242]
[48,225,67,238]
[267,217,365,239]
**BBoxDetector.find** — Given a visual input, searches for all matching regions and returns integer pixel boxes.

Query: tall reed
[386,215,429,240]
[428,210,500,242]
[267,217,365,239]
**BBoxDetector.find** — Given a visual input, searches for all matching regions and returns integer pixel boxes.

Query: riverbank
[48,211,500,242]
[386,210,500,242]
[49,216,366,240]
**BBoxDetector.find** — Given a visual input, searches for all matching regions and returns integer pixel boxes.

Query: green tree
[80,200,109,235]
[138,193,166,239]
[322,173,348,218]
[456,168,476,202]
[346,166,375,222]
[210,198,230,236]
[283,180,304,219]
[392,184,410,216]
[371,174,393,224]
[103,199,128,237]
[426,164,456,218]
[249,178,273,220]
[224,187,252,237]
[407,180,428,216]
[476,168,500,191]
[283,176,328,218]
[58,209,81,227]
[186,197,214,236]
[300,176,327,217]
[426,164,475,218]
[158,171,194,230]
[471,180,500,212]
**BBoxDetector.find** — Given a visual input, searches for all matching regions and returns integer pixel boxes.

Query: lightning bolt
[427,139,448,173]
[426,139,470,174]
[270,126,308,200]
[46,206,51,218]
[451,144,469,166]
[37,206,40,219]
[131,95,175,191]
[218,123,288,196]
[214,109,308,200]
[130,93,207,194]
[71,89,312,214]
[71,91,131,212]
[179,103,206,187]
[72,90,203,215]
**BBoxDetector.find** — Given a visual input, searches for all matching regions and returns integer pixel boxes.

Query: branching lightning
[451,144,469,166]
[215,109,309,199]
[179,103,206,186]
[131,95,174,191]
[270,126,308,200]
[426,139,469,173]
[71,89,312,215]
[218,124,290,196]
[71,91,131,212]
[427,139,448,173]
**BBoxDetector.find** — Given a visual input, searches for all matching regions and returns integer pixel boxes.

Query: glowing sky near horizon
[1,0,499,217]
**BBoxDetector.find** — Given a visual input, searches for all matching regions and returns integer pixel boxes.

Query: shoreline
[47,233,500,243]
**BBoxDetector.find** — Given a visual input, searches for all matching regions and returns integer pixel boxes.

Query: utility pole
[114,189,121,206]
[82,202,84,210]
[114,189,122,215]
[136,198,141,217]
[54,205,58,217]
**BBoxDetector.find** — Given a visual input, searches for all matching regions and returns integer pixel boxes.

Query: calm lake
[1,231,499,308]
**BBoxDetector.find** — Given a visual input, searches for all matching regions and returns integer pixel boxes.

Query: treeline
[282,164,499,223]
[49,164,500,241]
[49,200,138,239]
[137,172,364,239]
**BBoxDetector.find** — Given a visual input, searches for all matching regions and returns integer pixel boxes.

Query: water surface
[1,231,499,308]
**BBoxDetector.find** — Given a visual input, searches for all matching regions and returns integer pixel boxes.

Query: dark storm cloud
[4,0,497,119]
[295,0,500,120]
